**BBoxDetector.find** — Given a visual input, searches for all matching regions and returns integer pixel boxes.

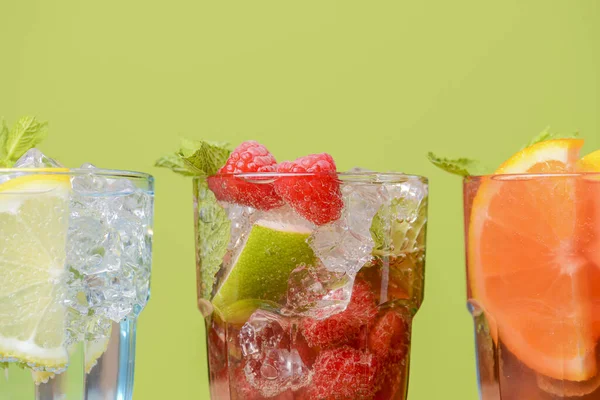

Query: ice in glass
[0,118,154,400]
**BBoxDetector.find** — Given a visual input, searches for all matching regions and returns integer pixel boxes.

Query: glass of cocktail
[0,145,154,399]
[430,136,600,399]
[158,140,428,399]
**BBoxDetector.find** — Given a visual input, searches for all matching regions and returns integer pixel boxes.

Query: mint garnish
[155,138,231,176]
[195,179,231,300]
[178,140,231,176]
[524,128,579,148]
[154,154,196,176]
[370,196,428,258]
[427,152,489,177]
[157,139,233,300]
[428,129,581,177]
[0,116,48,168]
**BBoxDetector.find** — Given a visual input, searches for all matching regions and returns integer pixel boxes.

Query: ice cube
[0,148,64,184]
[221,203,258,251]
[244,348,310,397]
[13,148,63,168]
[239,310,310,397]
[309,182,385,276]
[285,263,354,320]
[256,204,315,232]
[239,310,289,358]
[65,164,153,338]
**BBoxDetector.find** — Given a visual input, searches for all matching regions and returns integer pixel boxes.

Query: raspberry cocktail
[158,140,428,399]
[431,134,600,399]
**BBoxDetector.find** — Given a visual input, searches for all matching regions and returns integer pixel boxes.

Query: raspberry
[301,279,377,348]
[368,310,409,363]
[274,153,343,225]
[373,370,404,400]
[208,141,284,210]
[307,346,381,400]
[370,311,410,400]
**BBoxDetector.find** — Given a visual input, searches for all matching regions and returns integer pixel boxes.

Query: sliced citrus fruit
[84,326,112,374]
[469,139,600,381]
[211,219,315,317]
[578,150,600,172]
[577,149,600,330]
[0,172,71,371]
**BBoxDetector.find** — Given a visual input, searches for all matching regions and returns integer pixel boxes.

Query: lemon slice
[0,172,71,371]
[85,326,112,373]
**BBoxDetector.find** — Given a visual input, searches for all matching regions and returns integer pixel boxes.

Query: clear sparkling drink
[0,165,154,400]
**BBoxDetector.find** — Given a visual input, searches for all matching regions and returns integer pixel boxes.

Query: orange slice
[469,139,600,381]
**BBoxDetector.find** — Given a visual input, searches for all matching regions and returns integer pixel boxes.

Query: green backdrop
[1,1,598,398]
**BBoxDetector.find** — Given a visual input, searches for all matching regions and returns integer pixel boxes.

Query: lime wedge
[212,220,315,316]
[0,173,70,371]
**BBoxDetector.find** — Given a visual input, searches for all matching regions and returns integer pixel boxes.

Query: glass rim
[464,172,600,181]
[194,171,428,183]
[0,168,153,181]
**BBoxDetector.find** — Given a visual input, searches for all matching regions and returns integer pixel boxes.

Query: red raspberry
[368,310,409,363]
[208,141,284,210]
[301,279,377,348]
[274,153,343,225]
[373,369,404,400]
[307,346,381,400]
[370,311,410,400]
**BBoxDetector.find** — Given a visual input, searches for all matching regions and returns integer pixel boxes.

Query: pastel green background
[1,1,598,399]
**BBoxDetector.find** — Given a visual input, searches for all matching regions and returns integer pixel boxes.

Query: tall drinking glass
[0,169,154,400]
[195,172,428,399]
[464,173,600,399]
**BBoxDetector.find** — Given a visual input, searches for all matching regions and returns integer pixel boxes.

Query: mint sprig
[154,138,231,176]
[426,153,489,177]
[428,129,580,177]
[371,196,428,258]
[524,128,579,148]
[195,179,231,300]
[156,139,233,300]
[0,116,48,167]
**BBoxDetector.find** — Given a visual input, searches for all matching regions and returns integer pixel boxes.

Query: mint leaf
[427,152,489,177]
[0,116,48,167]
[0,119,9,158]
[155,138,231,176]
[195,179,231,300]
[371,196,428,258]
[524,128,579,148]
[178,140,230,176]
[154,154,196,176]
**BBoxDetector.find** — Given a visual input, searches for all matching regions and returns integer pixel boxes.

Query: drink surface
[196,174,428,400]
[0,168,154,400]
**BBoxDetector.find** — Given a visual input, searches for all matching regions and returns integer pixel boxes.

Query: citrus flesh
[469,139,600,381]
[0,173,70,371]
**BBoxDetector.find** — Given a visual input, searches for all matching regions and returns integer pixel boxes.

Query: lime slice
[0,173,70,371]
[212,220,315,317]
